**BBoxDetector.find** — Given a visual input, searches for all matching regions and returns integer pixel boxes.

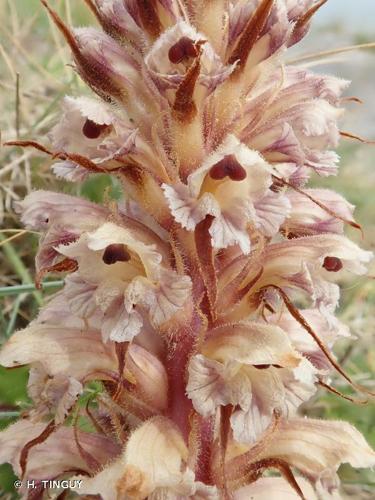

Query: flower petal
[28,366,83,425]
[230,367,285,444]
[126,270,192,327]
[187,355,249,417]
[209,207,252,255]
[284,188,355,236]
[14,190,107,231]
[71,417,214,499]
[202,322,301,368]
[260,417,375,480]
[0,419,119,479]
[162,183,220,231]
[102,296,143,343]
[253,191,291,237]
[0,324,116,379]
[126,344,168,411]
[234,477,317,500]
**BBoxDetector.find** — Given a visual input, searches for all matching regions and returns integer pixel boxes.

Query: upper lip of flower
[145,20,237,96]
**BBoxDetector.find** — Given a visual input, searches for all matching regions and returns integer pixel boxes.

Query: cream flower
[283,188,355,236]
[71,417,219,500]
[145,20,236,95]
[269,308,351,370]
[234,477,318,500]
[14,190,109,275]
[163,134,290,253]
[187,322,317,444]
[227,418,375,499]
[0,323,117,379]
[27,365,83,425]
[258,418,375,488]
[50,95,139,181]
[59,221,192,342]
[217,234,373,322]
[0,419,120,483]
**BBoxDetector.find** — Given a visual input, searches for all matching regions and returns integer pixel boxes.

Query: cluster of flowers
[1,1,374,498]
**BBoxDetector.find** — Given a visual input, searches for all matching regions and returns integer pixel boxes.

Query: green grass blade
[0,233,42,305]
[0,281,64,297]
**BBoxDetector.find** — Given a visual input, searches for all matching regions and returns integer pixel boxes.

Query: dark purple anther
[323,256,343,272]
[168,37,198,64]
[102,244,131,265]
[82,119,108,139]
[209,154,247,181]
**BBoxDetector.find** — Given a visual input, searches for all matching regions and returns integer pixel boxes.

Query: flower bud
[126,345,168,411]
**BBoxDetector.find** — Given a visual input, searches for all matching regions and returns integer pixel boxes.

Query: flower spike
[1,1,374,499]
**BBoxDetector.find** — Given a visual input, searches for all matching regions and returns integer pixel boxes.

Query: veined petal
[305,150,340,177]
[253,235,373,308]
[253,190,291,237]
[209,207,252,254]
[264,234,373,277]
[51,160,90,182]
[28,366,83,424]
[101,296,143,343]
[270,308,351,370]
[35,291,101,329]
[202,322,301,367]
[251,122,305,165]
[187,322,313,443]
[0,419,119,480]
[260,417,375,481]
[126,344,168,411]
[51,95,115,151]
[14,190,107,231]
[283,67,350,105]
[49,95,141,172]
[165,135,274,252]
[188,135,272,199]
[162,183,220,231]
[230,359,317,444]
[125,270,192,326]
[234,477,318,500]
[284,188,355,236]
[0,324,116,378]
[230,367,285,444]
[64,273,98,318]
[86,221,163,278]
[187,355,250,417]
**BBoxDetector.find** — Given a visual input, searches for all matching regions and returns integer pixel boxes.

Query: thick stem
[165,323,196,441]
[195,415,215,485]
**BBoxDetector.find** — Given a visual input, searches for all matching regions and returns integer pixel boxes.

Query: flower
[59,221,192,342]
[163,134,290,253]
[187,322,317,444]
[1,1,374,499]
[225,416,375,499]
[70,417,219,499]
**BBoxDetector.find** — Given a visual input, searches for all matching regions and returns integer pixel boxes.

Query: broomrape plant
[1,1,374,499]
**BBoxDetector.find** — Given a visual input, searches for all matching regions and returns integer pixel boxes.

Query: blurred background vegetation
[0,0,374,498]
